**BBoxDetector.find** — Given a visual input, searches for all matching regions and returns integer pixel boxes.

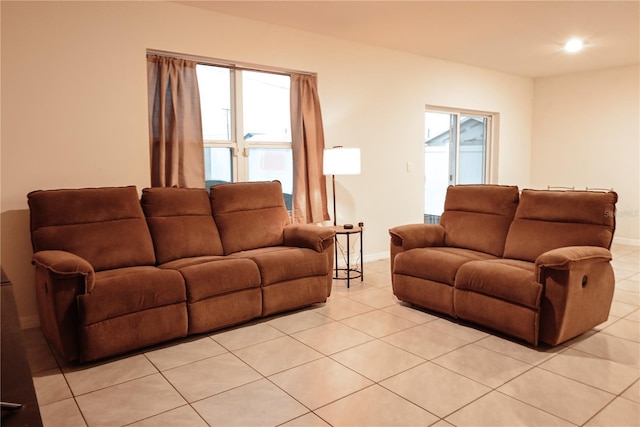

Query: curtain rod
[147,49,316,77]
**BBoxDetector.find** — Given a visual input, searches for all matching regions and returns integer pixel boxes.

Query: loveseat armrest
[33,250,96,294]
[535,246,615,345]
[535,246,612,275]
[283,224,336,253]
[389,224,445,250]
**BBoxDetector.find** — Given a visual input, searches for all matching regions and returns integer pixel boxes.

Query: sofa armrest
[32,250,94,361]
[535,246,615,345]
[389,224,445,250]
[33,250,96,294]
[283,224,336,253]
[535,246,612,274]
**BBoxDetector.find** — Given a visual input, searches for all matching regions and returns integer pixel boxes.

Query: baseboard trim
[613,236,640,247]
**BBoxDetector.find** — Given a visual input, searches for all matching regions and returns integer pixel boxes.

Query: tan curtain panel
[290,74,330,224]
[147,55,205,188]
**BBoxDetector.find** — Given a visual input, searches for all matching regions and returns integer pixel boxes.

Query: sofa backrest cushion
[503,189,617,262]
[209,181,291,255]
[141,187,224,264]
[28,186,156,271]
[440,184,520,257]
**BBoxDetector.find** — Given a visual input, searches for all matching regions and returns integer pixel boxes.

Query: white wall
[1,1,533,327]
[531,65,640,244]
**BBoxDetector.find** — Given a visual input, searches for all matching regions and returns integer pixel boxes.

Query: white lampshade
[323,147,361,175]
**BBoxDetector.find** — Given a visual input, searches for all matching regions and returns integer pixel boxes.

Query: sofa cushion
[440,185,520,257]
[77,266,186,325]
[179,258,261,303]
[141,187,224,264]
[28,186,156,271]
[394,247,496,285]
[455,259,542,309]
[232,247,330,285]
[210,181,291,254]
[503,190,617,262]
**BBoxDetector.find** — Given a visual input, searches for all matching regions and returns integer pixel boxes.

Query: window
[197,64,293,208]
[424,108,494,223]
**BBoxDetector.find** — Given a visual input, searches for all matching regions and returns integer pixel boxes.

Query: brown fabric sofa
[390,185,617,346]
[28,181,335,362]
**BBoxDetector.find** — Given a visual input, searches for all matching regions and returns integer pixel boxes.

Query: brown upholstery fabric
[28,186,156,271]
[394,248,496,285]
[141,187,224,263]
[210,181,291,254]
[78,267,186,325]
[504,190,617,262]
[455,259,541,310]
[243,247,330,286]
[262,276,328,316]
[440,185,520,256]
[188,289,262,334]
[80,303,188,362]
[392,275,457,317]
[179,259,261,302]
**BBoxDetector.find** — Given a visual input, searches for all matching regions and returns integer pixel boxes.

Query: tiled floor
[24,244,640,426]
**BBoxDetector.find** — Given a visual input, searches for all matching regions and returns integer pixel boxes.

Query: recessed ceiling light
[564,38,584,53]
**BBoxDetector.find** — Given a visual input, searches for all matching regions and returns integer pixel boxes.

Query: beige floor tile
[498,368,615,425]
[382,302,439,324]
[433,344,531,388]
[211,322,284,351]
[233,335,323,376]
[291,321,373,355]
[128,405,208,427]
[362,271,393,288]
[431,420,456,427]
[585,397,640,427]
[267,309,333,334]
[144,337,227,371]
[445,390,573,426]
[162,352,261,402]
[381,362,491,417]
[312,295,375,319]
[623,380,640,403]
[627,309,640,322]
[270,357,372,409]
[22,328,59,374]
[614,267,638,282]
[383,324,467,360]
[572,331,640,368]
[32,368,72,406]
[347,287,398,309]
[539,348,640,394]
[63,354,158,396]
[193,378,307,426]
[617,278,640,293]
[281,412,331,426]
[610,301,640,318]
[475,334,560,365]
[75,373,185,427]
[614,288,640,306]
[39,397,87,427]
[601,318,640,342]
[364,259,391,273]
[315,384,439,426]
[424,318,489,342]
[341,309,417,338]
[331,339,425,382]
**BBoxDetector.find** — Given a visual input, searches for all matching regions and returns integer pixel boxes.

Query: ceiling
[178,0,640,78]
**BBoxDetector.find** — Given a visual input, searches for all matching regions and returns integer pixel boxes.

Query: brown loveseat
[389,185,617,346]
[28,181,335,362]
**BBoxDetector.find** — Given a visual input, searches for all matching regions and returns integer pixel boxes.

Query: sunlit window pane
[248,147,292,209]
[204,147,232,189]
[242,71,291,142]
[197,65,232,141]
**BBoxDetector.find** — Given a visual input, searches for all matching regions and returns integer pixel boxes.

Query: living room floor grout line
[27,250,640,427]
